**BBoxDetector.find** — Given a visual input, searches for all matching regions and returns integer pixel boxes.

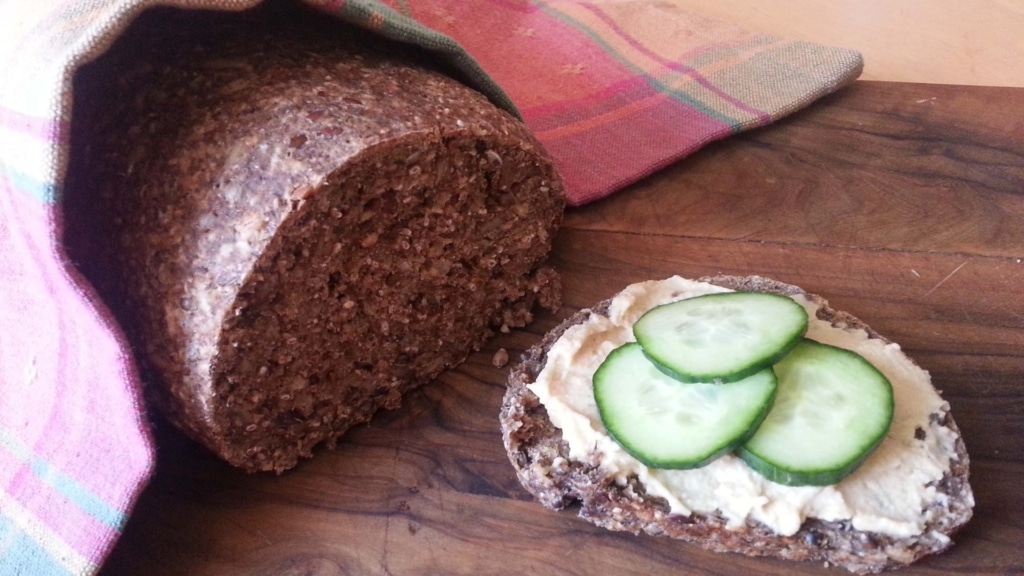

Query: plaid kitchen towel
[0,0,861,573]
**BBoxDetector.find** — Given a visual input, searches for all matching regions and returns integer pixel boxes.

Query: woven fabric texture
[0,0,861,573]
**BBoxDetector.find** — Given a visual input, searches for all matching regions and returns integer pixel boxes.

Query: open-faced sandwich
[500,275,973,574]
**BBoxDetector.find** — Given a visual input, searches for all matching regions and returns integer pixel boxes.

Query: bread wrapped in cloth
[63,6,563,472]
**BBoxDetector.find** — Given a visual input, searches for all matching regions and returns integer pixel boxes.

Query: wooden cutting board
[98,81,1024,576]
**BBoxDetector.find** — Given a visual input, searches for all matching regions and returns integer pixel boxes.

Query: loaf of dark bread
[500,275,973,574]
[63,4,563,472]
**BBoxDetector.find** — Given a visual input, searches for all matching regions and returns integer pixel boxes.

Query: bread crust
[64,5,564,472]
[500,275,973,574]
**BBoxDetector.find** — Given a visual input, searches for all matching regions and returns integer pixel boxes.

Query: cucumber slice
[737,339,894,486]
[633,292,808,383]
[594,342,777,469]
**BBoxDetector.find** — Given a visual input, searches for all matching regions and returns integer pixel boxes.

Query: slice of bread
[500,275,973,574]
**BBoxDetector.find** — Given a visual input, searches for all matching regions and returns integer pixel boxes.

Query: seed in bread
[500,275,973,574]
[63,5,564,472]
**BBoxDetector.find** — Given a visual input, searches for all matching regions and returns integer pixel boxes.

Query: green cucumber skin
[605,384,778,470]
[642,336,801,385]
[633,292,808,384]
[735,441,884,487]
[737,339,895,487]
[594,343,778,470]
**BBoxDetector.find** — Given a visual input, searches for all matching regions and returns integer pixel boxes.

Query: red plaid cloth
[0,0,861,573]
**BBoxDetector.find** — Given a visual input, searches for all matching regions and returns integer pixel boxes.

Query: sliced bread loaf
[64,4,564,472]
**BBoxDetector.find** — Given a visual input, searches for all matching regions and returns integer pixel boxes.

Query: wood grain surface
[97,81,1024,575]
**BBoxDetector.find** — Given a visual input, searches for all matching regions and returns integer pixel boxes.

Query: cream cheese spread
[528,276,968,538]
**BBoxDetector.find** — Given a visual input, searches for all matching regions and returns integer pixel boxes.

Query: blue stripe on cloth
[1,162,58,203]
[0,515,74,576]
[0,428,125,530]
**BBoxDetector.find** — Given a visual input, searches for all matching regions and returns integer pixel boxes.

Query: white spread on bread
[529,276,966,538]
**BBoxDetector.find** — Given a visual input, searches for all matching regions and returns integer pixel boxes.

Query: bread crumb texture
[64,4,564,472]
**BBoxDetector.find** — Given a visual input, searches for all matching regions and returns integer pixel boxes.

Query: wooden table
[98,81,1024,575]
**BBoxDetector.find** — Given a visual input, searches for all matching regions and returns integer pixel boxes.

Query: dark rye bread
[63,4,563,472]
[500,275,973,574]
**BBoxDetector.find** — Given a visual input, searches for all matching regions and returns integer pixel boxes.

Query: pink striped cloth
[0,0,861,573]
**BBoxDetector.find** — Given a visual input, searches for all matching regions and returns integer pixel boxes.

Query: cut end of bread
[500,275,973,574]
[64,5,565,473]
